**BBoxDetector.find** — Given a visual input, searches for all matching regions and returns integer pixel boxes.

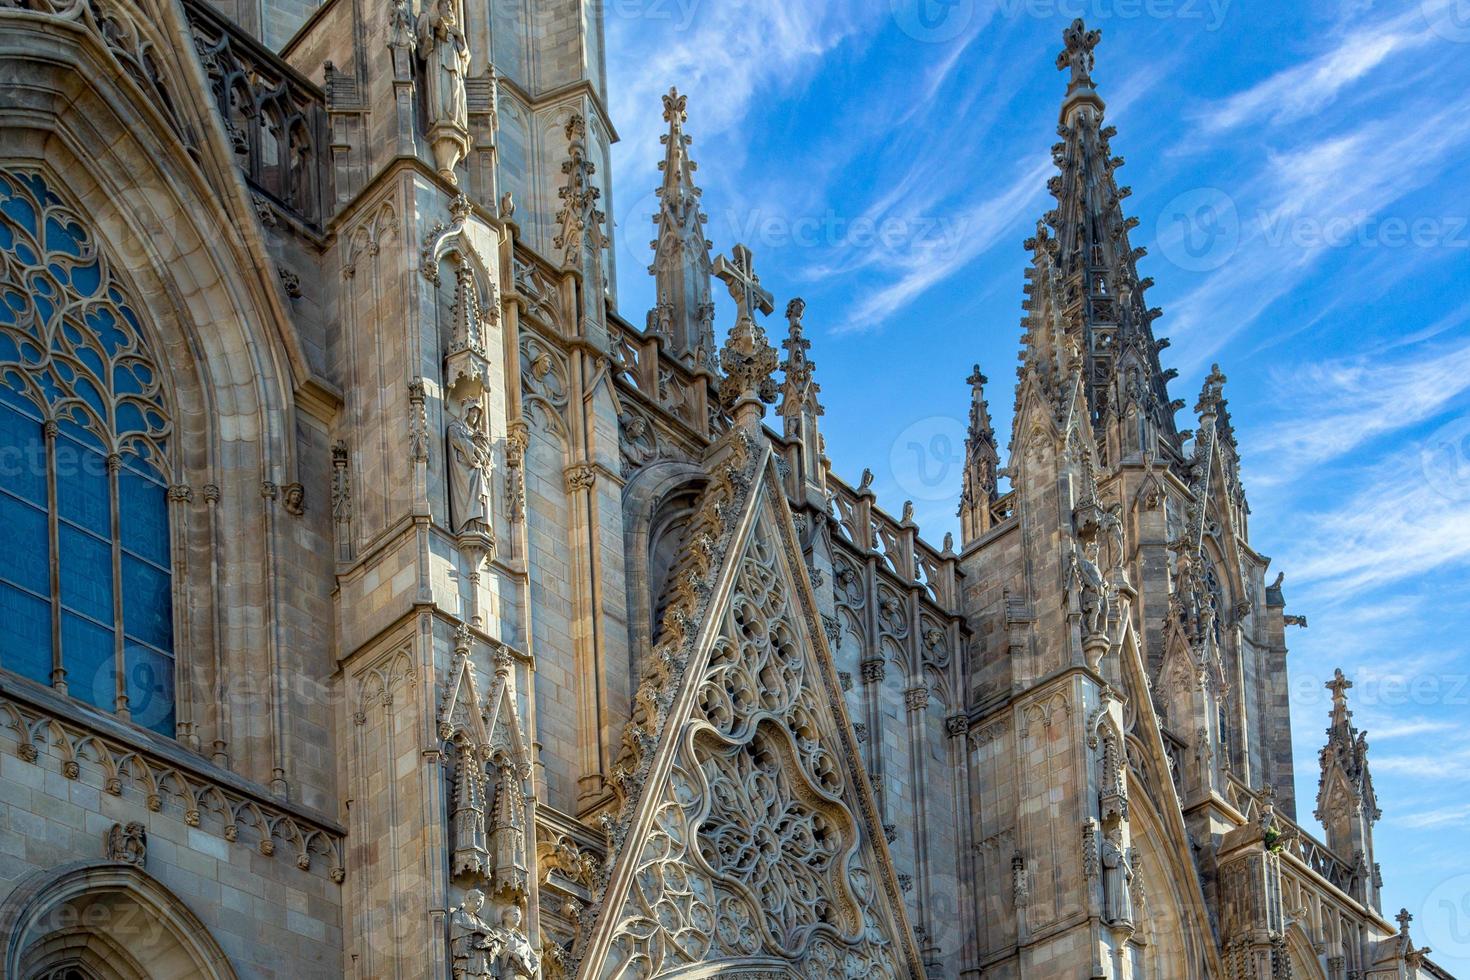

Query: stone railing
[1227,776,1354,895]
[184,0,326,227]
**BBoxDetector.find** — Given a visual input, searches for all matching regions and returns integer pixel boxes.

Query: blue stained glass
[0,402,46,504]
[119,466,168,564]
[44,215,85,257]
[0,167,174,737]
[122,554,171,649]
[70,260,100,297]
[56,435,109,535]
[0,583,50,685]
[58,524,112,621]
[124,641,174,736]
[64,612,115,711]
[0,493,49,595]
[0,383,40,419]
[0,188,36,235]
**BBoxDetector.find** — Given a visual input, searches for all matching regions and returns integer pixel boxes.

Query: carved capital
[859,658,886,685]
[904,686,930,712]
[945,714,970,738]
[564,463,596,493]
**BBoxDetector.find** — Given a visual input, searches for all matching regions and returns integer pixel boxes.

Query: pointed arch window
[0,168,175,737]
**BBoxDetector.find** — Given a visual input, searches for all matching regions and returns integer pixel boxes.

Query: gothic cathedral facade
[0,0,1449,977]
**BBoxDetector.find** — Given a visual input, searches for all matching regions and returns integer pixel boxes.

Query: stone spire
[1022,17,1180,467]
[778,298,821,431]
[958,365,1000,544]
[714,243,777,427]
[555,113,608,325]
[778,298,826,495]
[1315,668,1381,909]
[648,87,718,371]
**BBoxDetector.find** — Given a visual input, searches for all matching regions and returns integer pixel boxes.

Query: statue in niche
[488,906,540,979]
[417,0,470,178]
[1101,827,1134,926]
[1073,539,1109,639]
[450,888,495,979]
[448,402,491,536]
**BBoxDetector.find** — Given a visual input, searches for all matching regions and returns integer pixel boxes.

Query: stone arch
[0,7,312,782]
[1284,922,1328,980]
[621,459,709,666]
[1125,793,1209,980]
[1,860,239,980]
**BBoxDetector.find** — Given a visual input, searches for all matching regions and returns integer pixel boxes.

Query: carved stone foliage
[598,518,904,978]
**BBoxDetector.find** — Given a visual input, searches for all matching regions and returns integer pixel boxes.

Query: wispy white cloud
[1398,803,1470,830]
[1247,334,1470,480]
[1161,102,1470,374]
[1198,10,1437,133]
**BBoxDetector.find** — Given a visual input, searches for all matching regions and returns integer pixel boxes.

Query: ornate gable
[577,435,922,979]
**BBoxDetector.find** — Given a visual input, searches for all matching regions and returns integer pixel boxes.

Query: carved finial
[661,86,687,128]
[1057,18,1102,94]
[779,297,822,426]
[1196,363,1227,416]
[858,468,874,493]
[1327,668,1353,713]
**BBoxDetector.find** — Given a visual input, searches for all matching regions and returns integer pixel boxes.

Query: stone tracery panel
[600,517,903,979]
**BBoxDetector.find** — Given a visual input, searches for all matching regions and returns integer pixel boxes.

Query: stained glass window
[0,167,175,737]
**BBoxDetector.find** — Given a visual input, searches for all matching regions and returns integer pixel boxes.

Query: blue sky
[602,0,1470,969]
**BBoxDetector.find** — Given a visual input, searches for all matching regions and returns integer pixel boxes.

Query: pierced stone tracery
[602,517,902,979]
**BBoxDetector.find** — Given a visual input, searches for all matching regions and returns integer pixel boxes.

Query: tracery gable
[577,440,923,979]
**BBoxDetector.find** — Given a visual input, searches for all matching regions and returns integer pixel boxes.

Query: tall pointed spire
[779,298,826,495]
[648,87,717,371]
[777,298,821,431]
[958,365,999,544]
[1019,17,1180,469]
[1316,668,1382,909]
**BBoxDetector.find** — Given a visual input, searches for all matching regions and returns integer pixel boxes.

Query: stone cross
[1326,669,1352,705]
[713,244,774,325]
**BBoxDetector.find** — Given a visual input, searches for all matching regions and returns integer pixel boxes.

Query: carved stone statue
[1074,541,1109,638]
[489,906,540,979]
[448,403,491,536]
[417,0,470,179]
[105,821,147,866]
[451,888,494,979]
[1101,828,1134,926]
